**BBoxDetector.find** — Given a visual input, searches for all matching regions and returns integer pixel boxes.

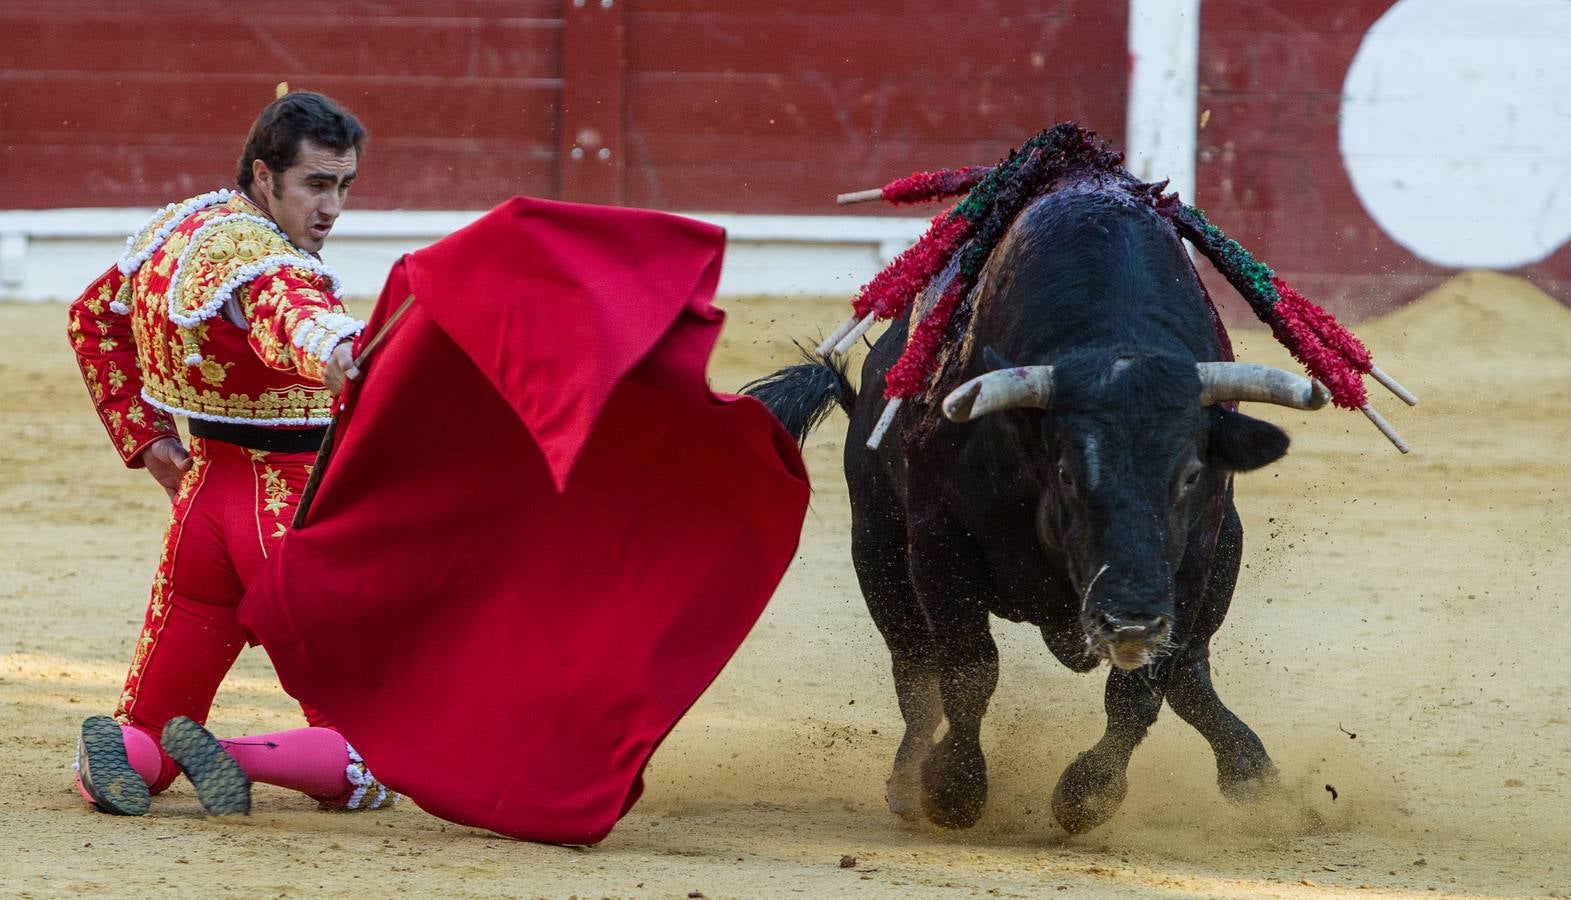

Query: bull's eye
[1180,466,1202,493]
[1057,464,1074,488]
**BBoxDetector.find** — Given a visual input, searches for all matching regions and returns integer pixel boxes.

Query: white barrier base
[0,208,930,302]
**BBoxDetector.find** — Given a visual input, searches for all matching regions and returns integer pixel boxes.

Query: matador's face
[253,139,357,254]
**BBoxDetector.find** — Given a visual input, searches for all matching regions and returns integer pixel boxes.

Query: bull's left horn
[1196,362,1330,410]
[942,366,1055,422]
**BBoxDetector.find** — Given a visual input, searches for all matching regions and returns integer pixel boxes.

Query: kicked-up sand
[1,270,1568,897]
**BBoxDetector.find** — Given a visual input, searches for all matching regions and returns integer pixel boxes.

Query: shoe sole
[78,715,150,816]
[161,717,251,816]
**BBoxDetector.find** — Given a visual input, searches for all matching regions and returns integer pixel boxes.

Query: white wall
[0,208,929,302]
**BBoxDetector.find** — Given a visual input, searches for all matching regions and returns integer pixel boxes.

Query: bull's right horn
[942,366,1054,422]
[1196,362,1330,410]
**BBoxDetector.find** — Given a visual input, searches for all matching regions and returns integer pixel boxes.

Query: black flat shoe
[160,716,251,816]
[77,715,150,816]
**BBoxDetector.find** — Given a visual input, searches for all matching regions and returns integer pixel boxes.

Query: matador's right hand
[141,436,193,502]
[324,341,361,398]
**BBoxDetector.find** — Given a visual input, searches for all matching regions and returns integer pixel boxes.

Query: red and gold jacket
[67,189,364,466]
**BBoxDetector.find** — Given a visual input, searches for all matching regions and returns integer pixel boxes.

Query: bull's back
[976,186,1221,363]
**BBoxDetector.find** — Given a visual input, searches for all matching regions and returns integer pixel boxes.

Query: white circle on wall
[1340,0,1571,269]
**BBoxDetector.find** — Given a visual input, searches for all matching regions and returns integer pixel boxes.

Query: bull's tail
[740,346,855,447]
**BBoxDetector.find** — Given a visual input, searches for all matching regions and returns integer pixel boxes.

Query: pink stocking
[120,724,174,790]
[219,727,350,801]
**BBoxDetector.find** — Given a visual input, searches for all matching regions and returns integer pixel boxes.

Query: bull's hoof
[1213,734,1278,803]
[1051,750,1128,834]
[886,768,924,821]
[920,736,987,829]
[1219,760,1281,803]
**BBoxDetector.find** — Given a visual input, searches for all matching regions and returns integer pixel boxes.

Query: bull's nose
[1091,610,1172,641]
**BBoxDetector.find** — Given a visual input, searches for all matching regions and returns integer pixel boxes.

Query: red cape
[240,198,810,844]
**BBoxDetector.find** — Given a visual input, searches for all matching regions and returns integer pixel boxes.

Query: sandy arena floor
[2,270,1570,898]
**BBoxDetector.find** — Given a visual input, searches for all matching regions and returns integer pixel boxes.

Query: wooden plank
[626,74,1125,142]
[2,0,1129,217]
[0,18,561,80]
[0,74,559,143]
[1198,30,1364,93]
[1197,93,1344,158]
[623,137,1029,213]
[633,0,1069,15]
[5,0,560,20]
[0,144,555,210]
[628,133,1037,167]
[618,0,1125,214]
[626,11,1093,78]
[558,0,625,204]
[1199,0,1388,35]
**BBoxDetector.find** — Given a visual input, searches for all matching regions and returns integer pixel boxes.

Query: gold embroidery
[172,444,205,501]
[153,248,177,278]
[87,281,110,315]
[107,362,128,393]
[82,362,104,403]
[205,235,236,262]
[127,629,155,679]
[261,465,291,515]
[143,369,335,422]
[126,405,146,426]
[118,194,345,424]
[198,358,233,387]
[172,214,308,321]
[162,229,190,260]
[99,337,118,354]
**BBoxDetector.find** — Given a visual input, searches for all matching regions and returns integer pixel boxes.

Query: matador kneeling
[66,91,390,816]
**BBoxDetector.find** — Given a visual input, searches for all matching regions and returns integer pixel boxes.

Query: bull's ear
[1207,407,1290,471]
[982,346,1016,372]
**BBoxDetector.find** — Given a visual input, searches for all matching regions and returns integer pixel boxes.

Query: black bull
[743,182,1331,834]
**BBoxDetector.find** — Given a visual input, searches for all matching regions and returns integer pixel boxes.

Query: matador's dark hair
[237,91,366,193]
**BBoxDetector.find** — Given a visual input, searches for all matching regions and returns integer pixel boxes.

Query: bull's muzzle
[1087,610,1173,671]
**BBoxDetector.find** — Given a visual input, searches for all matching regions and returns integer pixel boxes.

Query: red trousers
[116,436,326,791]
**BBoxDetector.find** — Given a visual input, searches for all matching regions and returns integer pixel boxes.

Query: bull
[744,177,1330,834]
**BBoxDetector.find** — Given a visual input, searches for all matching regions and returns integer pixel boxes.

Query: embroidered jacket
[67,190,364,465]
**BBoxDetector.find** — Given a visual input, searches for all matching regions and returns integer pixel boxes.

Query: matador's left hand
[324,341,361,397]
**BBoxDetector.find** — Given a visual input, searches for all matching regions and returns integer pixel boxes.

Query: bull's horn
[942,366,1054,422]
[1196,362,1330,410]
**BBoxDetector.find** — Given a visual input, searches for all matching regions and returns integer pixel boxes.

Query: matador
[66,91,390,816]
